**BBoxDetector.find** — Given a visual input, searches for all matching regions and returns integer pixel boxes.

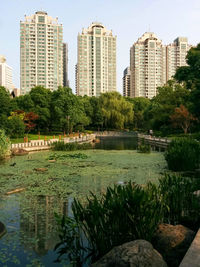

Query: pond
[0,137,167,266]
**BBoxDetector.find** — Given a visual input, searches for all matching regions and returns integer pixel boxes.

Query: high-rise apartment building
[123,67,131,97]
[166,37,192,81]
[129,33,192,99]
[63,43,69,87]
[76,22,117,96]
[20,11,63,94]
[130,32,166,99]
[0,55,14,92]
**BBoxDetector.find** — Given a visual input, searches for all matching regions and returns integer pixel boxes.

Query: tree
[24,112,39,133]
[99,92,134,129]
[0,129,11,159]
[175,44,200,89]
[0,86,11,116]
[144,81,190,135]
[30,86,51,131]
[126,97,150,130]
[170,105,197,134]
[51,87,90,132]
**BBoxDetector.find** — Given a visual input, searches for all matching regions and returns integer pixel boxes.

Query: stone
[152,224,195,267]
[12,148,28,156]
[91,240,167,267]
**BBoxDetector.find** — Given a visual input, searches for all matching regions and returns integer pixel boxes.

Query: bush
[52,141,93,151]
[165,138,200,171]
[137,138,151,153]
[0,129,11,159]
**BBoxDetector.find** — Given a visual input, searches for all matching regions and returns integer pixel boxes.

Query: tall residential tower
[0,55,14,92]
[166,37,192,81]
[130,32,166,99]
[129,33,192,99]
[20,11,63,94]
[76,22,116,96]
[123,67,131,97]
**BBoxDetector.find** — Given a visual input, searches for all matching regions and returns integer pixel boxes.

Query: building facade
[0,55,14,92]
[63,43,69,87]
[166,37,192,81]
[130,32,166,99]
[20,11,63,95]
[130,33,192,99]
[123,67,131,97]
[76,22,116,96]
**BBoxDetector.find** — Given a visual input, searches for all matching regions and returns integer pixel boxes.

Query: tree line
[0,44,200,138]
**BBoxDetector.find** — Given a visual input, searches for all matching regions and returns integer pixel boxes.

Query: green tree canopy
[99,92,134,129]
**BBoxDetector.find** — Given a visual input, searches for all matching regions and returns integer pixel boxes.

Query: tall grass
[52,141,93,151]
[55,174,200,265]
[165,138,200,171]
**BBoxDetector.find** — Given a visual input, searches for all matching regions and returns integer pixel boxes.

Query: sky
[1,0,200,94]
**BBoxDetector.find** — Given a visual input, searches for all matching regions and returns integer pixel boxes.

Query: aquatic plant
[48,152,88,160]
[55,182,164,265]
[165,138,200,171]
[51,141,93,151]
[159,174,200,226]
[55,174,200,265]
[0,129,11,159]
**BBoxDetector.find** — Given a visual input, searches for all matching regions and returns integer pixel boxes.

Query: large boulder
[91,240,167,267]
[152,224,195,267]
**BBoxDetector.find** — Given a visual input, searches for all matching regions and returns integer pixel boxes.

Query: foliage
[170,105,197,134]
[126,97,151,130]
[0,129,11,159]
[144,81,190,135]
[159,174,200,226]
[6,116,25,138]
[55,173,200,265]
[51,141,93,151]
[54,214,86,266]
[48,152,88,160]
[55,182,164,264]
[165,138,200,171]
[99,92,134,129]
[24,111,39,133]
[137,139,151,153]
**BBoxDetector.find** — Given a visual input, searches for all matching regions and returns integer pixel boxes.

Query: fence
[11,134,96,150]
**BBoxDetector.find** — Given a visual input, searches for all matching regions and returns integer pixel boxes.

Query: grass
[10,133,87,144]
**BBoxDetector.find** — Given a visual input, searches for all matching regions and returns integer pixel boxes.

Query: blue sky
[1,0,200,93]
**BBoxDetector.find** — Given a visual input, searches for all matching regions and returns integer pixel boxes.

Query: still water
[0,137,166,266]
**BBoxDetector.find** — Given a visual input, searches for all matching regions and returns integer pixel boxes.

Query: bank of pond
[0,136,200,266]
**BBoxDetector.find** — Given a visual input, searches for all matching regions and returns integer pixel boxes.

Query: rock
[34,168,48,172]
[12,148,28,156]
[91,240,167,267]
[152,224,195,267]
[0,221,6,238]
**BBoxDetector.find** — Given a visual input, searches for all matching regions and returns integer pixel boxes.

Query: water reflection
[20,196,69,256]
[94,136,137,150]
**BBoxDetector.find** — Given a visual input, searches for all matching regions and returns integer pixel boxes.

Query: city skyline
[1,0,200,94]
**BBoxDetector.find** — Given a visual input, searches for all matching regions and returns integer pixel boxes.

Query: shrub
[137,138,151,153]
[52,141,93,151]
[0,129,11,159]
[165,138,200,171]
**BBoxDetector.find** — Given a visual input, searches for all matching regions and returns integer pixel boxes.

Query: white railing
[11,134,96,150]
